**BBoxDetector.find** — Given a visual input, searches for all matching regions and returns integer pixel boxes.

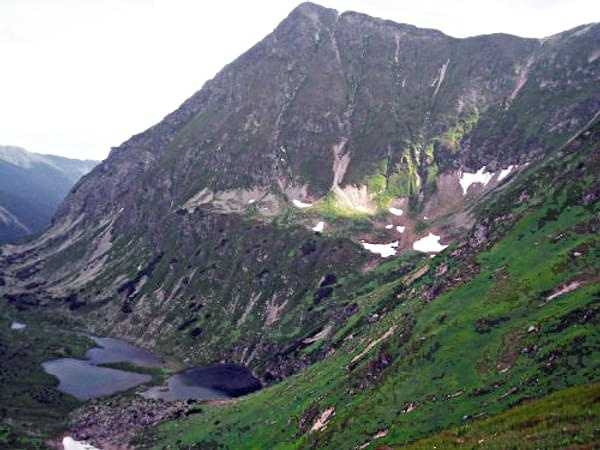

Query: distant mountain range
[0,145,98,244]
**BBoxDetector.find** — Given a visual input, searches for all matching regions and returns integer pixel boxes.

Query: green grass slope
[136,121,600,448]
[403,381,600,449]
[0,306,94,447]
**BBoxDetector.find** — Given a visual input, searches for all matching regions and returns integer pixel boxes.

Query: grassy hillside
[403,381,600,449]
[0,305,93,447]
[136,120,600,449]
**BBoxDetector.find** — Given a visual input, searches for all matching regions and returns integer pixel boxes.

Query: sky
[1,0,598,161]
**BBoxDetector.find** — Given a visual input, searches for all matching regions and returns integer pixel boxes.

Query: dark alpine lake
[141,364,262,401]
[42,334,261,402]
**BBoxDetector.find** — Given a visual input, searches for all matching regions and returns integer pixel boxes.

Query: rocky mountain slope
[0,146,97,244]
[137,113,600,449]
[0,3,598,447]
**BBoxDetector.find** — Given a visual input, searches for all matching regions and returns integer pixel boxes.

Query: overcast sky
[1,0,598,160]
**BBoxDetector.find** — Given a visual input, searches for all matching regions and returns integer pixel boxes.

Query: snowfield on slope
[63,437,99,450]
[10,321,26,330]
[361,241,399,257]
[412,233,448,253]
[292,199,313,208]
[312,221,325,232]
[498,165,515,181]
[459,167,493,195]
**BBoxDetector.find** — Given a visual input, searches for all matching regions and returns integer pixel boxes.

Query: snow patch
[312,221,325,232]
[361,241,398,258]
[412,233,448,253]
[498,165,515,181]
[389,207,403,216]
[459,167,493,195]
[10,321,25,330]
[292,199,313,208]
[396,226,406,233]
[385,224,393,229]
[63,437,99,450]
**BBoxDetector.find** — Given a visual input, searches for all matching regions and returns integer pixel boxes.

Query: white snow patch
[312,221,325,232]
[63,437,99,450]
[396,226,406,233]
[389,207,403,216]
[385,224,393,229]
[459,167,493,195]
[412,233,448,253]
[10,321,26,330]
[361,241,399,258]
[498,165,515,181]
[292,199,313,208]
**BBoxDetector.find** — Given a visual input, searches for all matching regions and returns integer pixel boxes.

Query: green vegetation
[96,362,173,386]
[311,192,372,219]
[0,423,45,450]
[435,114,479,151]
[0,306,94,442]
[404,382,600,449]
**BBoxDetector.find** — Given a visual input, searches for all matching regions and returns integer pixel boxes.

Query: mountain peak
[290,1,336,15]
[283,1,339,26]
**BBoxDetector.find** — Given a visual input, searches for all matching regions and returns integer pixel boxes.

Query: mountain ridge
[2,1,598,376]
[0,4,598,447]
[0,145,98,244]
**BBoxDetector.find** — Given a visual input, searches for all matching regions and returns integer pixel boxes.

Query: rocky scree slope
[0,146,97,244]
[0,3,599,384]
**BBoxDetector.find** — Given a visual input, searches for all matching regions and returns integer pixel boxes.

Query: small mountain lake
[42,333,261,402]
[141,364,262,401]
[42,358,152,401]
